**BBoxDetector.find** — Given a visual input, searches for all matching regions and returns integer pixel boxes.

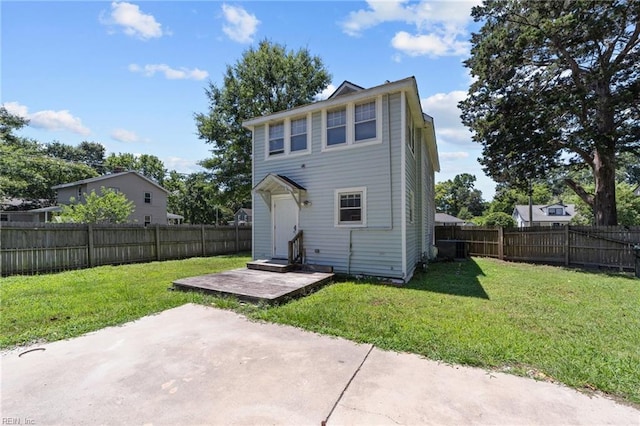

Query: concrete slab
[1,304,370,425]
[172,268,333,303]
[2,304,638,426]
[329,348,640,425]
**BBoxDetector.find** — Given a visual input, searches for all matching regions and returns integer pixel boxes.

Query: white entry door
[272,195,298,259]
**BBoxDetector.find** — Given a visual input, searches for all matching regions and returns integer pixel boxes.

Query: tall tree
[0,109,96,203]
[194,40,331,208]
[460,0,640,225]
[104,153,166,183]
[435,173,486,217]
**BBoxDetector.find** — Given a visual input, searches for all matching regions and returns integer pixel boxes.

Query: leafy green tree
[488,182,553,214]
[104,153,166,184]
[195,39,331,208]
[57,187,134,224]
[460,1,640,225]
[478,212,516,228]
[0,109,97,203]
[562,182,640,226]
[435,173,486,217]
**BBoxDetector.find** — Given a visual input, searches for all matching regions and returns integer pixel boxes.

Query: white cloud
[128,63,209,80]
[164,157,204,174]
[341,0,479,57]
[3,101,90,136]
[221,4,259,43]
[439,151,470,160]
[111,128,139,143]
[421,90,472,146]
[391,31,468,57]
[101,2,163,40]
[314,84,337,101]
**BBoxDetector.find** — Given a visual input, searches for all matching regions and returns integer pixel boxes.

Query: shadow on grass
[408,258,490,299]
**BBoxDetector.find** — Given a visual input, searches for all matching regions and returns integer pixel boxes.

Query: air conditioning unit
[435,240,469,259]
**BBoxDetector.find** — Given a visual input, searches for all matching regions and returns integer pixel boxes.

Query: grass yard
[1,255,638,405]
[0,254,252,348]
[254,258,640,406]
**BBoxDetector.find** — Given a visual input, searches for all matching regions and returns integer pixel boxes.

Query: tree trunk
[593,149,618,225]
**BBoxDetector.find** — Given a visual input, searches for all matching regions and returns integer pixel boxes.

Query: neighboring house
[512,203,576,227]
[0,198,54,223]
[234,208,252,225]
[243,77,440,282]
[52,171,171,225]
[435,213,466,226]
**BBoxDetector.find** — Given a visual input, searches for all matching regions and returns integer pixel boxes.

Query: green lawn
[0,254,252,348]
[254,258,640,405]
[1,255,638,405]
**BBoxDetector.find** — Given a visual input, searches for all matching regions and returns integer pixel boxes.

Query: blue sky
[2,0,496,198]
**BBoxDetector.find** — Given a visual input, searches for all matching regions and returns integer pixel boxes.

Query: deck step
[247,259,293,273]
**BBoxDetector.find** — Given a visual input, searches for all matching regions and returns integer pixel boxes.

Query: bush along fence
[435,225,640,273]
[0,222,252,276]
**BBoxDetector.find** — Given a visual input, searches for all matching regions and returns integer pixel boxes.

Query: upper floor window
[548,207,563,216]
[326,108,347,146]
[144,192,152,204]
[265,115,310,158]
[355,101,376,141]
[290,118,307,152]
[268,122,285,155]
[322,97,381,151]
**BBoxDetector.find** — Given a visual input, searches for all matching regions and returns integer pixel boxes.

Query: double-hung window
[354,101,376,141]
[144,192,152,204]
[335,187,367,227]
[290,117,307,152]
[326,108,347,146]
[268,122,285,155]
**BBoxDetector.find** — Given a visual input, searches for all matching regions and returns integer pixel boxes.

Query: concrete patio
[172,267,334,303]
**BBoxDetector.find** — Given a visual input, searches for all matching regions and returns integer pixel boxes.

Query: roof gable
[51,171,169,194]
[328,80,365,99]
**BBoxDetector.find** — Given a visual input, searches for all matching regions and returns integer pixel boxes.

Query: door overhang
[253,174,306,210]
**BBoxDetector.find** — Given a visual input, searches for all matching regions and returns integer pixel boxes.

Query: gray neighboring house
[512,203,576,227]
[435,213,466,226]
[0,198,54,223]
[52,171,172,225]
[243,77,440,282]
[234,208,252,225]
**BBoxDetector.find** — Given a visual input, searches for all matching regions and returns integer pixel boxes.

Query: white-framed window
[326,107,347,146]
[335,187,367,227]
[548,207,563,216]
[144,192,152,204]
[144,215,152,226]
[265,115,311,159]
[290,117,307,152]
[268,121,285,155]
[322,96,382,151]
[408,190,415,223]
[355,101,376,142]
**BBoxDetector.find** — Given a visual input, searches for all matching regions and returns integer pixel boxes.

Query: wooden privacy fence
[0,222,252,276]
[435,225,640,272]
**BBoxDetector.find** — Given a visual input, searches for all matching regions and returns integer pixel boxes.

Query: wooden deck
[172,268,334,304]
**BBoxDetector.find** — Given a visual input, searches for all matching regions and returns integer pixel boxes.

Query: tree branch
[565,178,595,208]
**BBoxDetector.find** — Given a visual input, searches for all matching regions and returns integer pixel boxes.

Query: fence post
[87,224,94,267]
[565,225,570,266]
[235,222,240,253]
[155,224,161,261]
[498,227,504,260]
[201,224,206,257]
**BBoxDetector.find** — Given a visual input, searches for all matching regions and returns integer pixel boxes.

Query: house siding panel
[252,93,405,278]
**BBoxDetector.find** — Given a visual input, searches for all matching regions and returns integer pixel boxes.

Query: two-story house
[243,77,440,282]
[52,171,171,225]
[512,203,576,227]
